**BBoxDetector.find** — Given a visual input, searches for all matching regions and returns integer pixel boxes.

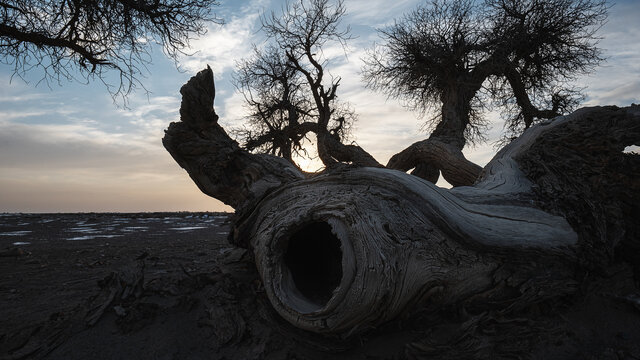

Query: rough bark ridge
[162,66,304,211]
[165,68,640,345]
[233,166,578,334]
[385,90,484,186]
[386,138,482,187]
[516,106,640,273]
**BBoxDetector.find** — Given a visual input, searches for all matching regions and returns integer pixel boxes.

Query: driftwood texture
[163,66,304,210]
[164,67,640,336]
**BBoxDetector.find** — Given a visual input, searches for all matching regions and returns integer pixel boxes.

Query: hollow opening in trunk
[283,222,343,308]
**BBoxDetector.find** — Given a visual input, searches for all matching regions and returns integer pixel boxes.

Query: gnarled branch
[387,139,482,186]
[162,66,304,210]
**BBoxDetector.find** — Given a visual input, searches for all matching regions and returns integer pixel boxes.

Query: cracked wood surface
[165,68,640,337]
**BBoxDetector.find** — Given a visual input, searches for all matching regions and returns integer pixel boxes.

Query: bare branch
[237,0,379,169]
[363,0,607,146]
[0,0,221,102]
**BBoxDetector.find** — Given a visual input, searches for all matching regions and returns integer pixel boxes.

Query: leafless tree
[233,46,314,165]
[0,0,221,101]
[233,45,355,169]
[234,0,379,169]
[363,0,608,185]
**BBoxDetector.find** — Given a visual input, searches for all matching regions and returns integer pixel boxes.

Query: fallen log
[164,67,640,336]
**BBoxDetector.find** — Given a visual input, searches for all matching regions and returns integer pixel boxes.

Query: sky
[1,0,639,213]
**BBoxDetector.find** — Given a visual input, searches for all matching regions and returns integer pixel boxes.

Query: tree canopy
[233,0,379,170]
[233,0,608,183]
[363,0,608,146]
[233,43,355,167]
[0,0,220,100]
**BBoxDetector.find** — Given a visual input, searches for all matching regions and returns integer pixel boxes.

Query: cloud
[0,110,49,121]
[0,90,231,212]
[0,118,232,212]
[2,0,639,212]
[179,0,270,76]
[1,122,147,169]
[0,93,47,103]
[584,80,640,106]
[576,2,640,106]
[346,0,420,24]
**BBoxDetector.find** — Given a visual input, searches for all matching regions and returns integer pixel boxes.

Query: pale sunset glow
[1,0,638,212]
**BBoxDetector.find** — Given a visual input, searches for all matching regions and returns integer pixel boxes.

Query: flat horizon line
[0,211,233,215]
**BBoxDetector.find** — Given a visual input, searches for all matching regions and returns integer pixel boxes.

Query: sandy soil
[0,212,237,359]
[1,213,640,360]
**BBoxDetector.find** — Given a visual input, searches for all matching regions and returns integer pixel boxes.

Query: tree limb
[387,139,482,186]
[163,66,304,210]
[502,61,561,128]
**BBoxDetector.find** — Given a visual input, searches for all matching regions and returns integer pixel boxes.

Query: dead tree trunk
[164,67,640,336]
[386,138,482,187]
[162,66,304,211]
[386,83,484,185]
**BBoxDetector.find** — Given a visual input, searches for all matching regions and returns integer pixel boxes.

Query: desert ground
[1,212,640,360]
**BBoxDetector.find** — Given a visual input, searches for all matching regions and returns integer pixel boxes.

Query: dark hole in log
[284,222,343,307]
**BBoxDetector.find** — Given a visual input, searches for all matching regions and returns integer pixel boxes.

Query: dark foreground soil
[1,213,640,360]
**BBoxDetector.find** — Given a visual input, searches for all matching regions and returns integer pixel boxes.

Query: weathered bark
[514,106,640,271]
[162,66,304,211]
[165,68,640,337]
[388,84,483,186]
[433,86,477,149]
[318,131,383,168]
[233,166,578,334]
[386,138,482,187]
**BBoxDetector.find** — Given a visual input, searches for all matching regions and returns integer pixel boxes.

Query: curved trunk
[165,68,640,336]
[233,166,577,334]
[232,105,639,335]
[390,85,481,185]
[318,131,382,168]
[386,138,482,187]
[316,130,382,168]
[162,67,304,210]
[432,86,473,149]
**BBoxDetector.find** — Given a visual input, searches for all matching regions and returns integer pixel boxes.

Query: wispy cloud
[180,0,270,75]
[1,0,638,212]
[0,93,47,103]
[577,1,640,106]
[0,88,233,212]
[0,116,232,212]
[346,0,420,24]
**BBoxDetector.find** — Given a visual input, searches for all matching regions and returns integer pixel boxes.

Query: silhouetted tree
[0,0,220,100]
[235,0,379,169]
[233,45,355,168]
[363,0,607,184]
[233,46,313,165]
